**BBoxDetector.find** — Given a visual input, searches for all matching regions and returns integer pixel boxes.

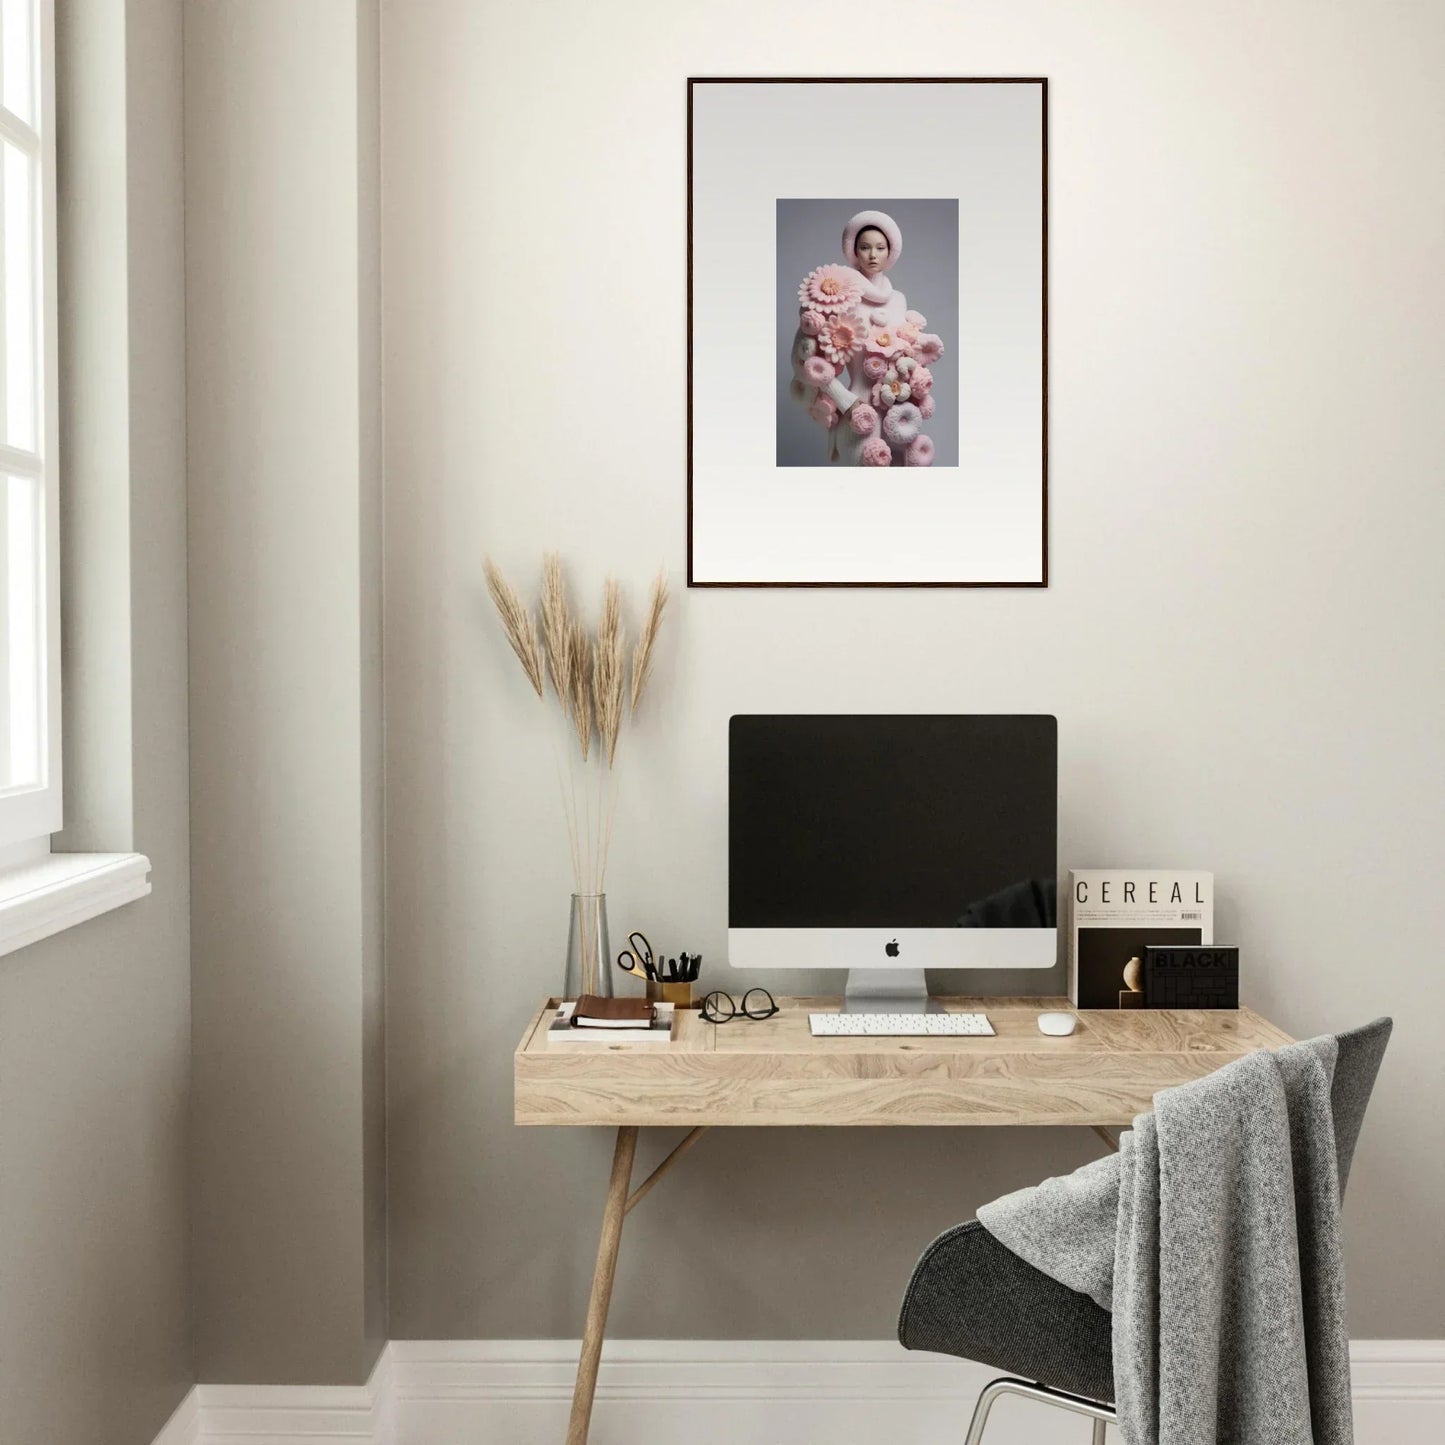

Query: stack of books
[1068,869,1214,1009]
[546,997,676,1045]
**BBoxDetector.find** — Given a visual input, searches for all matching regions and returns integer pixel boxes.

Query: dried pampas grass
[630,569,669,712]
[593,579,626,767]
[483,559,544,698]
[567,618,593,761]
[483,554,669,893]
[540,552,572,703]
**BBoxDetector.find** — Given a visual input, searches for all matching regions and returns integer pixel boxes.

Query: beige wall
[186,0,386,1386]
[358,0,388,1368]
[382,0,1445,1342]
[0,2,192,1443]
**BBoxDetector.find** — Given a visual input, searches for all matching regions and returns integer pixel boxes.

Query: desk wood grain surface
[514,997,1293,1128]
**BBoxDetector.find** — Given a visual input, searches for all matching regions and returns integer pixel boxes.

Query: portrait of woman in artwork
[787,208,947,468]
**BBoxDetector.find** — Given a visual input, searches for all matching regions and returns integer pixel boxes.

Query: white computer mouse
[1037,1011,1078,1037]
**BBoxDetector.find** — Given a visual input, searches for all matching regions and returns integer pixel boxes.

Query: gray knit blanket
[977,1037,1353,1445]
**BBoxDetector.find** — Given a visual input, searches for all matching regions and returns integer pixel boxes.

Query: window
[0,0,148,949]
[0,0,57,855]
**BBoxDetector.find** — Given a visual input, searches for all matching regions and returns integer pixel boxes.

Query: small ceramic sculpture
[1123,955,1144,994]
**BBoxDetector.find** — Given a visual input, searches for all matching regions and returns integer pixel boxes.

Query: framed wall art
[687,78,1048,587]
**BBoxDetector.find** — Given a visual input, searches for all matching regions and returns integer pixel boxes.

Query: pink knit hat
[842,210,902,272]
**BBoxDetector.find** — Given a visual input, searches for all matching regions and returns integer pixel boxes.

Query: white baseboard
[1349,1341,1445,1445]
[148,1351,390,1445]
[152,1339,1445,1445]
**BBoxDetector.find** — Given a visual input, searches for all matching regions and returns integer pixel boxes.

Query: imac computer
[728,715,1057,1013]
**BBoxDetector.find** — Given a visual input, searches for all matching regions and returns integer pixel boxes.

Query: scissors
[616,931,657,982]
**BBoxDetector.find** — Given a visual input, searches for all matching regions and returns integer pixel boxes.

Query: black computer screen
[728,715,1057,928]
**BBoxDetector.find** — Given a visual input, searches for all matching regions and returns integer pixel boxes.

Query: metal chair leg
[962,1379,1011,1445]
[963,1377,1116,1445]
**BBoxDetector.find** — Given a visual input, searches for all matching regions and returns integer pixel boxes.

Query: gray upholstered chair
[897,1018,1392,1443]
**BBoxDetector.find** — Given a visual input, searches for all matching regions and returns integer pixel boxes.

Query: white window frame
[0,1,149,955]
[0,0,59,855]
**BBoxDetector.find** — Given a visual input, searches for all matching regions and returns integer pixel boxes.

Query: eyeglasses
[700,988,779,1023]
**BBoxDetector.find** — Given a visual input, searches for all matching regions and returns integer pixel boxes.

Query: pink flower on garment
[818,311,866,367]
[801,355,835,388]
[799,309,825,337]
[906,435,935,467]
[917,393,936,420]
[865,325,903,359]
[860,437,892,467]
[872,376,909,407]
[849,403,879,436]
[909,366,934,399]
[809,395,840,429]
[861,354,887,382]
[918,333,945,364]
[905,310,927,329]
[882,401,922,446]
[894,322,922,356]
[798,264,864,313]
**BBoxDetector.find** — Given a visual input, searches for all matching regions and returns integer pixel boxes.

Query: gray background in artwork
[776,198,960,467]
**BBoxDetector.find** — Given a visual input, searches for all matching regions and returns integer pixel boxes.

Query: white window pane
[1,472,42,790]
[1,0,35,126]
[2,139,35,453]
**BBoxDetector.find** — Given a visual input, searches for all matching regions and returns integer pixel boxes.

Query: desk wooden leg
[567,1125,638,1445]
[1091,1125,1121,1153]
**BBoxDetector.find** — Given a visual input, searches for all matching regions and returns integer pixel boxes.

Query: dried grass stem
[483,555,669,894]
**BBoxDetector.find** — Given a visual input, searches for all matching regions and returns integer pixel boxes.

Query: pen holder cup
[648,980,693,1009]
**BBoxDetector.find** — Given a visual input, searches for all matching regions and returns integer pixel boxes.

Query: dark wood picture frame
[686,76,1049,589]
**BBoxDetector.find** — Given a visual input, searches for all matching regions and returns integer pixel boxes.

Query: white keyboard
[809,1011,994,1037]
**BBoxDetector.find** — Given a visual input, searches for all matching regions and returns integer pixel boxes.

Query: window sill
[0,852,151,959]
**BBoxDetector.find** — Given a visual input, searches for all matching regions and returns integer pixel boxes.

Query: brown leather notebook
[573,995,654,1028]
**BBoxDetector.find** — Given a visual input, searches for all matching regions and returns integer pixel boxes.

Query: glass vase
[564,893,612,1001]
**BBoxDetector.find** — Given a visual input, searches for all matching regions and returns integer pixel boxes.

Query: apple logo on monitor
[885,939,900,957]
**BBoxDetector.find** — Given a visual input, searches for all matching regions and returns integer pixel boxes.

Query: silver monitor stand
[841,968,940,1014]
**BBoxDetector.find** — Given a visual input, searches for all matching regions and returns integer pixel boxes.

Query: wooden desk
[514,996,1292,1444]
